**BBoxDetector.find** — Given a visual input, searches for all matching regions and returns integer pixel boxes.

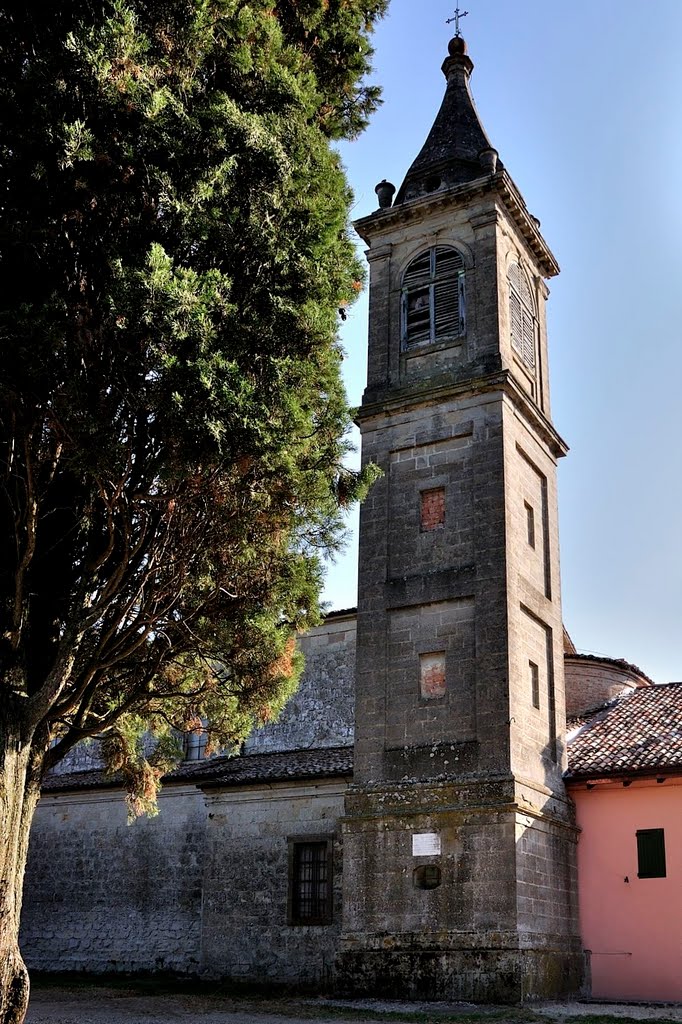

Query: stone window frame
[287,834,334,926]
[401,244,466,348]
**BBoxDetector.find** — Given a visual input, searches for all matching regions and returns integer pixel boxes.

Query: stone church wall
[21,785,206,975]
[245,614,356,754]
[200,780,346,986]
[22,778,348,986]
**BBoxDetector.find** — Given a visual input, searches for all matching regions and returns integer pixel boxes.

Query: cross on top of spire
[446,6,469,37]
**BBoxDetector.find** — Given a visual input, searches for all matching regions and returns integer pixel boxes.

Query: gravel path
[25,984,682,1024]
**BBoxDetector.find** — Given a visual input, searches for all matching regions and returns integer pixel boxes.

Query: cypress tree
[0,2,386,1019]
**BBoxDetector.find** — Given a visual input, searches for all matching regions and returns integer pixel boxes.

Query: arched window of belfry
[508,262,536,369]
[401,245,465,347]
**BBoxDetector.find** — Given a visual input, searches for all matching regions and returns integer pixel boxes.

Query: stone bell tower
[338,35,583,1001]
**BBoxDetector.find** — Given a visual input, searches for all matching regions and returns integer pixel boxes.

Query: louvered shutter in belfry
[403,250,432,344]
[434,281,459,337]
[402,246,465,345]
[434,246,463,338]
[509,287,524,357]
[403,251,431,287]
[508,263,535,368]
[522,307,535,367]
[434,246,463,277]
[404,287,432,345]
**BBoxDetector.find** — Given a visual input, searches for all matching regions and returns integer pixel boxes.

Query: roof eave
[565,765,682,785]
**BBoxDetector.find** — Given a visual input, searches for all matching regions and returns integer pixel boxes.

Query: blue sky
[323,0,682,683]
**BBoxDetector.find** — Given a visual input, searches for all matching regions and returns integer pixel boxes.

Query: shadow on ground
[25,978,682,1024]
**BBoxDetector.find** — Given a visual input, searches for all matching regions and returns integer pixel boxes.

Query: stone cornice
[357,370,568,460]
[354,169,559,278]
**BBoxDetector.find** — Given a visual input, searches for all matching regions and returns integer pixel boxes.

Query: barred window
[508,262,536,369]
[182,721,208,761]
[401,245,465,347]
[288,838,333,925]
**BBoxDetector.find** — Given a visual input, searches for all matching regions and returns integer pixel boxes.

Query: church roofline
[565,651,654,686]
[565,681,682,780]
[564,766,682,787]
[322,606,357,621]
[41,745,355,795]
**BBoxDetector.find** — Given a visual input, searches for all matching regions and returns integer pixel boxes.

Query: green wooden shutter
[636,828,666,878]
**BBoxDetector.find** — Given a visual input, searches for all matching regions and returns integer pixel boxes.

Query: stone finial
[375,179,396,210]
[448,35,468,57]
[479,147,499,174]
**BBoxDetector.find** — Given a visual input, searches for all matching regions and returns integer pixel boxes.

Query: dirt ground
[24,980,682,1024]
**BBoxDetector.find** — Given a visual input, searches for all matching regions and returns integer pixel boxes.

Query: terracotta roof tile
[564,651,654,685]
[566,682,682,780]
[186,745,354,788]
[42,745,354,793]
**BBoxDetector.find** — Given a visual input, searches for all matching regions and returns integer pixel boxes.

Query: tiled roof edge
[565,763,682,783]
[322,607,357,620]
[565,652,654,685]
[42,745,355,794]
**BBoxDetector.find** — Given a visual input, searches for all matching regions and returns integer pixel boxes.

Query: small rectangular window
[636,829,666,878]
[288,838,333,925]
[525,502,536,548]
[530,660,540,709]
[183,722,208,761]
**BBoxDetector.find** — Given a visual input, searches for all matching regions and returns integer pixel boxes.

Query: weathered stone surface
[21,786,205,975]
[342,29,580,1000]
[245,616,356,754]
[200,781,345,986]
[336,947,584,1003]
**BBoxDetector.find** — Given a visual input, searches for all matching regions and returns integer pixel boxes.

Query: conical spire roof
[395,36,500,204]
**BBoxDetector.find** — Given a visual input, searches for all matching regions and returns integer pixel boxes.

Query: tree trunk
[0,738,41,1024]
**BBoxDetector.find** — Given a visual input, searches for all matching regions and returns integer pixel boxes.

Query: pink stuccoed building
[566,683,682,1001]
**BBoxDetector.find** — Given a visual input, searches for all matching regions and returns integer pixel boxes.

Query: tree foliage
[0,0,385,813]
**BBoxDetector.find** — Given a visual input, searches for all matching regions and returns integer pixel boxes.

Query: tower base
[336,942,584,1003]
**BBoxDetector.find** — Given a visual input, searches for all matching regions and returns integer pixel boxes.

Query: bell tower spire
[338,32,582,1002]
[395,33,499,204]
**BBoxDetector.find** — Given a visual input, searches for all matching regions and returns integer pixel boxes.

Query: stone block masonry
[199,781,346,986]
[21,786,206,975]
[245,615,356,754]
[21,778,348,989]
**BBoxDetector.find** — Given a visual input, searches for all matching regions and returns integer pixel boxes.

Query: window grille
[413,864,442,890]
[183,725,208,761]
[288,838,332,925]
[508,262,536,369]
[636,829,666,878]
[402,246,465,347]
